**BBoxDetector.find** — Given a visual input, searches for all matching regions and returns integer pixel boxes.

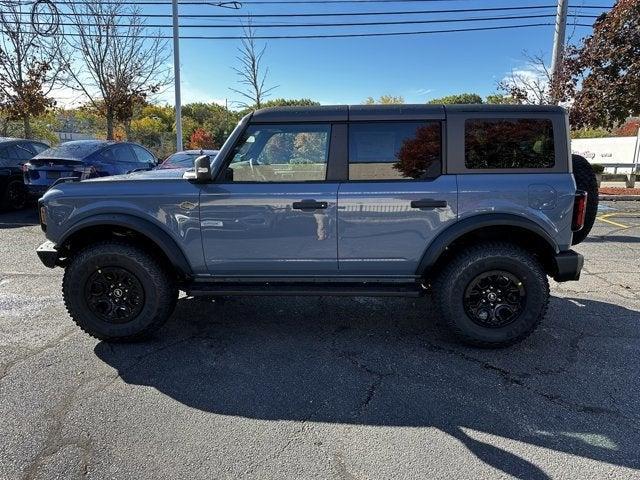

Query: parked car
[0,138,49,210]
[36,104,598,347]
[158,149,219,170]
[23,140,157,198]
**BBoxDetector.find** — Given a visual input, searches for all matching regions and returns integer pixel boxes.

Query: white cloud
[414,88,433,96]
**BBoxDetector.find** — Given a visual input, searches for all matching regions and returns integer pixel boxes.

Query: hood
[84,168,190,182]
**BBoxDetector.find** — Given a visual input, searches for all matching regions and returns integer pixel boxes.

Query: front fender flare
[58,213,193,277]
[416,213,560,275]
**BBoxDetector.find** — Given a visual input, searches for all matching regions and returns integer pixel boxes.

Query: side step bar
[185,281,426,298]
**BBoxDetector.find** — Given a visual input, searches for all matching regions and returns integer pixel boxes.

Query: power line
[0,4,604,19]
[12,13,598,29]
[0,21,593,40]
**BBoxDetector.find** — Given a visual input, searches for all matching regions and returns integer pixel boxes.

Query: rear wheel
[63,241,178,341]
[1,177,27,211]
[572,154,599,245]
[432,242,549,348]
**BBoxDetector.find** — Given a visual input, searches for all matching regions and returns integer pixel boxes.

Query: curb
[599,195,640,201]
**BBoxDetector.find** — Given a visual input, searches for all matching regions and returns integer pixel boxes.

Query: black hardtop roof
[249,104,565,123]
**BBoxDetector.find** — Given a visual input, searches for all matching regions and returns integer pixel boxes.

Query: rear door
[337,118,458,275]
[199,122,340,275]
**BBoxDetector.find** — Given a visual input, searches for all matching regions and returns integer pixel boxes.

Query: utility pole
[172,0,183,151]
[550,0,568,103]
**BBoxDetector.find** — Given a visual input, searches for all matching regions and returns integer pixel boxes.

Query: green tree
[485,94,520,105]
[428,93,483,104]
[364,95,405,104]
[565,0,640,129]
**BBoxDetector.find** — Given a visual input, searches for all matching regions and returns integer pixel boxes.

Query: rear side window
[110,144,137,163]
[465,118,555,169]
[349,122,441,181]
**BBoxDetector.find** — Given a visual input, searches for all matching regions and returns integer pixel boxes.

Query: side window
[348,122,442,181]
[226,124,330,182]
[110,144,137,163]
[465,118,555,169]
[132,145,155,164]
[14,143,35,160]
[30,142,49,154]
[95,148,115,163]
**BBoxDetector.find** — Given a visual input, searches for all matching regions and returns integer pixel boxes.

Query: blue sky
[101,1,616,107]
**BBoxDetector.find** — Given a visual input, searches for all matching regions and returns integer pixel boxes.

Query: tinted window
[13,143,35,160]
[30,142,48,154]
[465,118,555,169]
[110,144,137,163]
[0,144,33,161]
[132,145,155,164]
[226,124,330,182]
[349,122,441,181]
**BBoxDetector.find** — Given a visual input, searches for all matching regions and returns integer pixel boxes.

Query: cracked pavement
[1,202,639,479]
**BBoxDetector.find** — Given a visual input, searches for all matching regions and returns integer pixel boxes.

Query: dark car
[0,138,49,210]
[158,149,219,170]
[23,140,157,198]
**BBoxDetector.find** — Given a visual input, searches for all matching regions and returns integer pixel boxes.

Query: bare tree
[0,1,67,138]
[498,51,568,106]
[230,21,278,109]
[62,0,171,139]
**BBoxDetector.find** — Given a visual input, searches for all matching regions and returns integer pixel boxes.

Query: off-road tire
[432,242,549,348]
[63,241,178,341]
[571,154,598,245]
[0,177,27,211]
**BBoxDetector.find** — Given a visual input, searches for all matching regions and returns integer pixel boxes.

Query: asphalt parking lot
[1,202,639,480]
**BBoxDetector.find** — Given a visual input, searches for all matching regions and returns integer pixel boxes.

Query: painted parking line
[596,213,630,229]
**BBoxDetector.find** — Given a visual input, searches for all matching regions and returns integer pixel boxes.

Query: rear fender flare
[416,213,559,275]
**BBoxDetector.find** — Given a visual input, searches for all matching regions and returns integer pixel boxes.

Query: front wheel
[63,241,178,341]
[432,242,549,348]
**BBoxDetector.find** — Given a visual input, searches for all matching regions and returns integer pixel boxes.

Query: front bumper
[552,250,584,282]
[36,241,60,268]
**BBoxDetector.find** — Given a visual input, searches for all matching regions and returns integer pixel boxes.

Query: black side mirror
[194,155,211,183]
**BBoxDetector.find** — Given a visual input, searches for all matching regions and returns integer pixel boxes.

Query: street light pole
[172,0,183,151]
[550,0,568,103]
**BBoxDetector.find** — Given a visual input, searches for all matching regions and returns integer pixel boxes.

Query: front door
[338,120,458,275]
[200,123,339,276]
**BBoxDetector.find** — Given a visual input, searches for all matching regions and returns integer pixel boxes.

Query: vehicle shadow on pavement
[0,208,38,228]
[95,295,640,478]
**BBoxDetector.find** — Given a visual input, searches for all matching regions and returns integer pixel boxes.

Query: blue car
[23,140,157,198]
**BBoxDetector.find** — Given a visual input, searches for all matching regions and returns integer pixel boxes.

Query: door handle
[410,199,448,209]
[292,199,328,210]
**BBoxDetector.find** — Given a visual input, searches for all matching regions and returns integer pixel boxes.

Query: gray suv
[35,105,597,347]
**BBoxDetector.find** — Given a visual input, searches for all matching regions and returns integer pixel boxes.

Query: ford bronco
[35,105,597,347]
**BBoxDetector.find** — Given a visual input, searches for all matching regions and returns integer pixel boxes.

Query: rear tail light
[572,190,587,231]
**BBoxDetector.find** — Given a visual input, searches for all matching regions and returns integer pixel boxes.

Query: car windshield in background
[159,151,219,169]
[34,141,106,161]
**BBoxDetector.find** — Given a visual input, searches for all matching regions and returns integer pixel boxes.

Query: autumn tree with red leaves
[189,128,216,150]
[564,0,640,129]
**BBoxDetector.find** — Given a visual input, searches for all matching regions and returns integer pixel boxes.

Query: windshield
[159,151,218,169]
